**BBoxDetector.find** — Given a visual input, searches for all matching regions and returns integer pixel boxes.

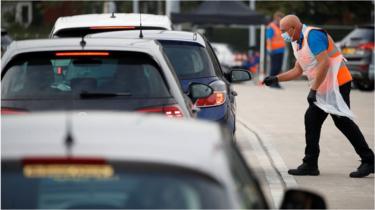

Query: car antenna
[64,113,74,157]
[110,12,116,18]
[139,12,143,39]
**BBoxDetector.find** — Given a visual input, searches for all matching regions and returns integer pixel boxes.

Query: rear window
[2,161,230,209]
[160,41,216,79]
[2,51,171,99]
[54,27,168,38]
[342,27,374,42]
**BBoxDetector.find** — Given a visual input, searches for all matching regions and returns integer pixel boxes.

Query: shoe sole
[288,171,320,176]
[350,171,374,178]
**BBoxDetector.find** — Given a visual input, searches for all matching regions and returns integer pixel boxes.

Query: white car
[2,112,326,209]
[1,37,213,117]
[50,13,172,38]
[211,42,237,68]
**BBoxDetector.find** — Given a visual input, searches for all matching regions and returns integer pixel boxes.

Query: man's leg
[270,53,284,88]
[331,82,374,177]
[288,103,328,175]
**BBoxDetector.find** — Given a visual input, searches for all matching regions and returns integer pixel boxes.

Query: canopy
[171,1,268,26]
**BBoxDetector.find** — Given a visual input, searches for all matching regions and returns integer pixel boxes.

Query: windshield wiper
[80,91,132,99]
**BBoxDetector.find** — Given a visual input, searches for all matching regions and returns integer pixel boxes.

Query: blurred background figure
[242,46,260,74]
[266,11,285,89]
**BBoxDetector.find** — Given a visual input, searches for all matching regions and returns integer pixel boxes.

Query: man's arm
[277,61,303,82]
[310,51,330,90]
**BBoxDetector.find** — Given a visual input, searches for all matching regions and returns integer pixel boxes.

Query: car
[1,37,214,117]
[1,28,13,55]
[339,25,374,91]
[211,42,237,68]
[90,30,252,134]
[50,13,172,38]
[1,111,327,209]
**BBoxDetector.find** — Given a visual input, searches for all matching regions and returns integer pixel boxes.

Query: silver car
[1,37,213,117]
[2,112,326,209]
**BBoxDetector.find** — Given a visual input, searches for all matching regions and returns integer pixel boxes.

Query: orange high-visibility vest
[302,27,352,86]
[266,22,286,52]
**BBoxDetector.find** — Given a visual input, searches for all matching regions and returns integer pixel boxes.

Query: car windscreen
[2,161,230,209]
[2,51,171,100]
[159,40,216,79]
[342,27,374,43]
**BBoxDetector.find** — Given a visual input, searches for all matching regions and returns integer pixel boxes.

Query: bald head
[280,15,302,42]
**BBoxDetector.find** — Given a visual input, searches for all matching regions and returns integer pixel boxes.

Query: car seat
[70,78,98,93]
[23,60,54,94]
[110,64,151,96]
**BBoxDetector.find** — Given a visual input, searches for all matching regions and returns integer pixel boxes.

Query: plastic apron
[292,26,354,119]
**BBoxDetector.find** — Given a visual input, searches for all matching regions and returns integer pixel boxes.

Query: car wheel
[355,80,374,91]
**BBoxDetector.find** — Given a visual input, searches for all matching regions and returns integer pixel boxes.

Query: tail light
[55,52,109,56]
[90,26,136,30]
[1,107,27,115]
[195,80,226,108]
[358,42,374,51]
[22,157,113,178]
[138,105,183,118]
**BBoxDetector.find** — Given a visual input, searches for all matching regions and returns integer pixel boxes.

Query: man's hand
[262,76,278,86]
[307,89,317,104]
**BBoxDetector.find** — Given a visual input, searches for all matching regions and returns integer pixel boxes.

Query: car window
[159,40,216,79]
[227,144,268,209]
[2,52,171,99]
[54,27,168,38]
[2,162,230,209]
[205,41,226,78]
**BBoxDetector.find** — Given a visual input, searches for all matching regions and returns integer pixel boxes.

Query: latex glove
[307,89,317,104]
[262,76,278,86]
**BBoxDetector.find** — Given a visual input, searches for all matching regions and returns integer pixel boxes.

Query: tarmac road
[235,80,374,209]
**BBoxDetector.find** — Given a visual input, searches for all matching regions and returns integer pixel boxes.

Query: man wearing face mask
[262,15,374,178]
[266,11,285,89]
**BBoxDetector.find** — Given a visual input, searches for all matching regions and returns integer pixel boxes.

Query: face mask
[282,28,295,43]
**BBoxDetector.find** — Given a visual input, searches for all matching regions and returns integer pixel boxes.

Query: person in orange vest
[262,15,374,178]
[266,11,286,88]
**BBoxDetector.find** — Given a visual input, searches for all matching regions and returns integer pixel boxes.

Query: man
[266,11,286,88]
[263,15,374,178]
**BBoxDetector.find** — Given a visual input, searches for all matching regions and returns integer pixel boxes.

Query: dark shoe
[350,162,374,178]
[270,83,282,89]
[288,163,320,176]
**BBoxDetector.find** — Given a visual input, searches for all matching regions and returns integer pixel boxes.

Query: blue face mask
[282,32,292,42]
[282,28,295,43]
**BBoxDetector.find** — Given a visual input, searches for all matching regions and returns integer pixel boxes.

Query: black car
[340,25,374,90]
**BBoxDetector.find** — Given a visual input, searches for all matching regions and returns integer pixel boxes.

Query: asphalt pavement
[235,80,374,209]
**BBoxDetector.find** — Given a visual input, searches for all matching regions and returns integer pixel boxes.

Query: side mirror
[280,189,327,209]
[188,83,213,103]
[230,69,252,83]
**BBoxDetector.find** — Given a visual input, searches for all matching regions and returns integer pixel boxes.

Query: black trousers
[269,53,284,87]
[303,82,374,166]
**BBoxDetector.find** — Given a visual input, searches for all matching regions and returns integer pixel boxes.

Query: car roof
[1,37,160,69]
[90,30,207,47]
[2,112,232,184]
[52,13,172,36]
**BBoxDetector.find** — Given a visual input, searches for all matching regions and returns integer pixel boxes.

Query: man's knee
[332,116,353,129]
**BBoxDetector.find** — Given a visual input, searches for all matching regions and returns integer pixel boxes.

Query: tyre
[355,79,374,91]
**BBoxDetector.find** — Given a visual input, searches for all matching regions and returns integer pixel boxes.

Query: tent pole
[133,0,139,13]
[259,24,265,83]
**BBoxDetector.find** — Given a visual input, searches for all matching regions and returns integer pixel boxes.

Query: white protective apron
[292,26,354,119]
